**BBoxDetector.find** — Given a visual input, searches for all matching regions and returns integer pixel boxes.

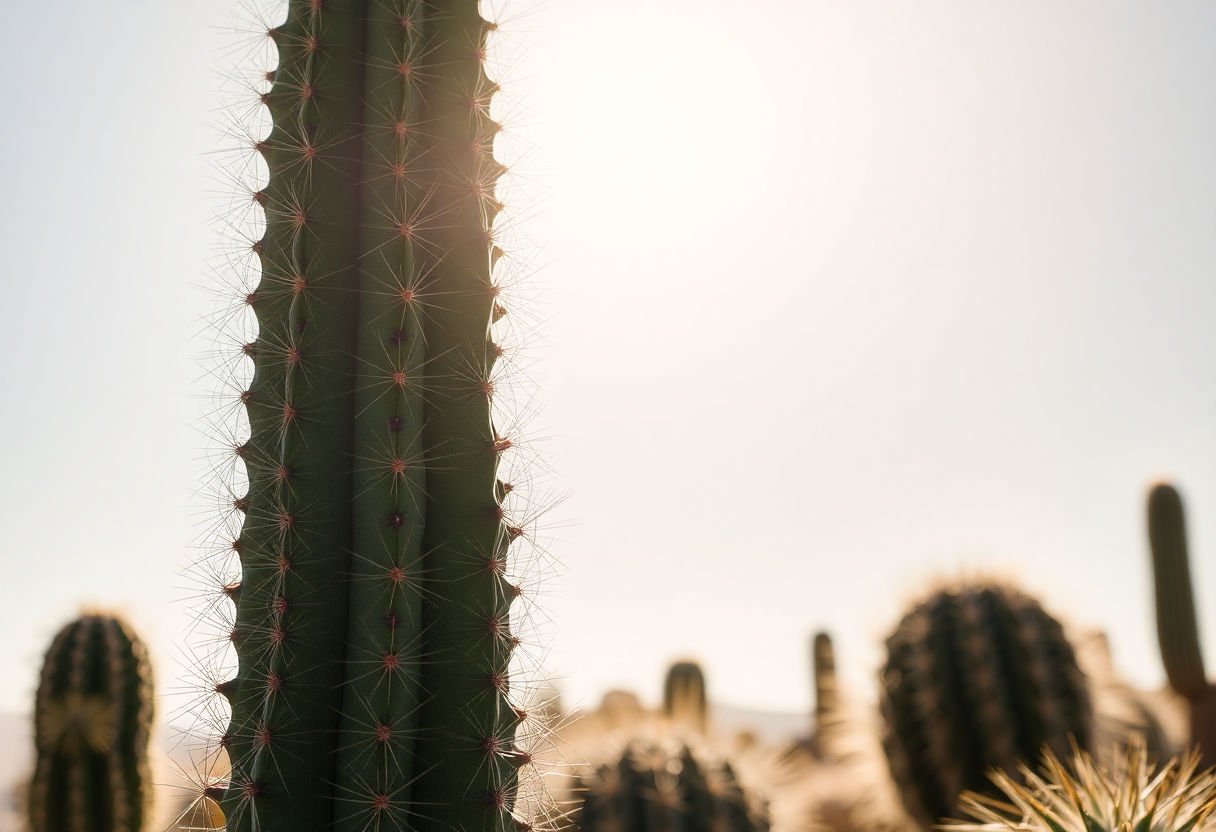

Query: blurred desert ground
[0,703,808,830]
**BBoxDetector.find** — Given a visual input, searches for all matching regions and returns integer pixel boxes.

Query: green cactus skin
[663,661,708,735]
[879,582,1093,828]
[1147,482,1216,766]
[217,3,523,830]
[29,614,154,832]
[575,741,769,832]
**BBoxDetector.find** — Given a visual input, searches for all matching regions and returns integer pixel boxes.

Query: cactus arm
[1148,482,1208,698]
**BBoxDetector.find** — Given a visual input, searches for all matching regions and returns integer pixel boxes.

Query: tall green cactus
[216,3,527,830]
[1147,482,1216,766]
[662,660,708,735]
[879,581,1093,827]
[30,613,154,832]
[575,741,769,832]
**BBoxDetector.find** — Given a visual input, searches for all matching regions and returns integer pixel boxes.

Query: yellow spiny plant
[947,742,1216,832]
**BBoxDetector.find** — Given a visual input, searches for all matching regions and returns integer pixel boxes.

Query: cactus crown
[30,613,154,832]
[879,580,1093,827]
[947,742,1216,832]
[663,660,709,735]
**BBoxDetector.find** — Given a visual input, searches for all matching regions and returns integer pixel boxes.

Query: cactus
[1147,482,1216,766]
[663,660,708,735]
[946,741,1216,832]
[575,740,769,832]
[879,581,1093,827]
[812,632,838,729]
[214,2,530,830]
[29,613,154,832]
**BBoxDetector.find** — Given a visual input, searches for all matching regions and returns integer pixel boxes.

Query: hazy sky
[1,1,1214,729]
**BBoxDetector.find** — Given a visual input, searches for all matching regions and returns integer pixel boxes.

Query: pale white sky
[1,1,1214,728]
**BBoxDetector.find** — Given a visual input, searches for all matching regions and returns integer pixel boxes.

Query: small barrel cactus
[1147,482,1216,766]
[29,613,154,832]
[879,581,1093,827]
[663,660,708,735]
[575,740,769,832]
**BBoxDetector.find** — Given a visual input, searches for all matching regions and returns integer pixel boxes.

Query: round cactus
[29,613,154,832]
[576,740,768,832]
[879,581,1093,826]
[663,660,708,735]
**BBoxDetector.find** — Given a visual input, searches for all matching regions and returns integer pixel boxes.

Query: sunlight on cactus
[948,743,1216,832]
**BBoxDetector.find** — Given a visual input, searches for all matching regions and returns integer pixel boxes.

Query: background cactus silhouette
[1148,482,1216,767]
[574,741,769,832]
[29,614,153,832]
[663,660,709,735]
[879,581,1093,826]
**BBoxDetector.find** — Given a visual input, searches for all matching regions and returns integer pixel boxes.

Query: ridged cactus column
[30,614,154,832]
[219,2,520,830]
[1148,482,1216,766]
[879,581,1093,827]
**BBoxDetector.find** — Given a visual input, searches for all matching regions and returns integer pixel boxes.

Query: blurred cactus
[812,632,838,728]
[29,613,154,832]
[663,660,708,735]
[879,581,1092,827]
[575,740,769,832]
[808,631,842,759]
[1147,482,1216,766]
[1078,629,1174,765]
[947,741,1216,832]
[215,2,529,830]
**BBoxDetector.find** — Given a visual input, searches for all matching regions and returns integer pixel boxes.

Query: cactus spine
[219,2,523,830]
[879,581,1093,827]
[576,742,768,832]
[30,614,154,832]
[663,660,708,735]
[1147,482,1216,766]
